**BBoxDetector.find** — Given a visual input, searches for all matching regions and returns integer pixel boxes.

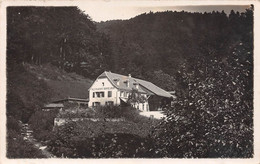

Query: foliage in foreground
[94,105,150,122]
[46,106,159,158]
[28,110,59,141]
[152,34,253,157]
[48,121,155,158]
[6,116,46,158]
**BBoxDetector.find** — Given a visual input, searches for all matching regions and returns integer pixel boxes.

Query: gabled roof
[98,71,173,98]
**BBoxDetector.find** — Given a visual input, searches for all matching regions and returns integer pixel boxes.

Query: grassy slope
[7,63,93,118]
[24,63,93,100]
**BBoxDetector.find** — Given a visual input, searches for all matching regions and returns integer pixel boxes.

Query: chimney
[128,74,131,78]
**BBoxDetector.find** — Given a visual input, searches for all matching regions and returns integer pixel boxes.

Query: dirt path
[21,123,56,158]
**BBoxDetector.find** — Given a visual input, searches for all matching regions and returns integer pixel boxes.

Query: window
[102,82,104,86]
[120,91,123,97]
[109,101,114,106]
[96,92,100,97]
[113,79,120,85]
[93,92,95,98]
[95,92,104,98]
[124,92,127,97]
[134,83,139,89]
[106,101,114,106]
[124,80,129,87]
[94,102,100,107]
[108,91,112,97]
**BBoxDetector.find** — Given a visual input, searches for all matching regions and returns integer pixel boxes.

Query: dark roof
[98,71,172,98]
[43,103,64,108]
[67,97,89,102]
[52,97,89,103]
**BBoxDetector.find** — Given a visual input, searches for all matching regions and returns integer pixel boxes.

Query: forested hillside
[8,7,253,93]
[7,7,112,78]
[97,8,253,93]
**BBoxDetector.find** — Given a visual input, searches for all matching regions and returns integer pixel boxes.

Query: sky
[78,2,251,22]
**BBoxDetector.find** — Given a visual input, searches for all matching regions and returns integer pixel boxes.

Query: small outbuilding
[52,97,89,107]
[42,103,64,112]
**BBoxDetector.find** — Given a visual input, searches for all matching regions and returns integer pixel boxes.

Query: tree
[153,41,253,157]
[152,7,253,157]
[127,89,147,108]
[7,7,112,78]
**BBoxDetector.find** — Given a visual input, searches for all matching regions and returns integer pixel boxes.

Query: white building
[88,71,174,111]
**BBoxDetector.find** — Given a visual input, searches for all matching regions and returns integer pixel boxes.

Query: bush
[48,122,79,157]
[49,127,155,158]
[76,133,155,158]
[94,105,126,118]
[47,105,161,158]
[6,118,46,158]
[6,91,24,121]
[7,133,46,158]
[48,112,159,158]
[95,105,152,123]
[29,110,59,140]
[7,116,21,133]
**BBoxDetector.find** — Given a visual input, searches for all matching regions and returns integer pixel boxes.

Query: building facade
[88,71,174,111]
[42,103,64,112]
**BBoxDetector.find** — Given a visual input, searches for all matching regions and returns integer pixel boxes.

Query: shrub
[6,91,24,121]
[48,122,79,157]
[49,130,155,158]
[7,133,46,158]
[94,105,153,123]
[94,105,126,118]
[29,110,59,140]
[7,116,21,133]
[48,113,159,158]
[76,133,154,158]
[48,105,161,158]
[6,115,46,158]
[6,121,46,158]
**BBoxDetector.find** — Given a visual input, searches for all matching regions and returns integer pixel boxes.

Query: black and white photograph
[0,0,259,163]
